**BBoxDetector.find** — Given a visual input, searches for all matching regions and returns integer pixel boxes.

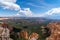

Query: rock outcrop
[46,22,60,40]
[0,23,13,40]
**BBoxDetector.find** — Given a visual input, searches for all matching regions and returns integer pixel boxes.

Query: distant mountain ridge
[0,17,60,22]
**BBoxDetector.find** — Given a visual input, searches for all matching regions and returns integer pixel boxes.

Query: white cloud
[0,0,16,3]
[1,0,60,17]
[0,0,33,17]
[30,7,60,17]
[46,8,60,15]
[0,0,20,11]
[36,7,60,17]
[16,7,60,17]
[17,8,33,17]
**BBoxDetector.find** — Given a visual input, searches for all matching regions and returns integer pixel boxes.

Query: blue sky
[0,0,60,19]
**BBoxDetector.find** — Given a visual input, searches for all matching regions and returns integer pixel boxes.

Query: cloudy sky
[0,0,60,19]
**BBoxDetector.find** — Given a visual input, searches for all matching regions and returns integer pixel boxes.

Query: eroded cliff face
[46,22,60,40]
[0,23,13,40]
[19,30,39,40]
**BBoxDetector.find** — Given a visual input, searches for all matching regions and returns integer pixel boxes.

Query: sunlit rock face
[29,32,39,40]
[19,30,39,40]
[0,23,13,40]
[19,30,28,39]
[46,22,60,40]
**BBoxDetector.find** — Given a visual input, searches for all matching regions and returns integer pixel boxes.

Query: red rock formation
[19,30,28,39]
[46,22,60,40]
[29,32,39,40]
[1,23,13,31]
[0,23,13,40]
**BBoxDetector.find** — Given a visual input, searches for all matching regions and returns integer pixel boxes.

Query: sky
[0,0,60,19]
